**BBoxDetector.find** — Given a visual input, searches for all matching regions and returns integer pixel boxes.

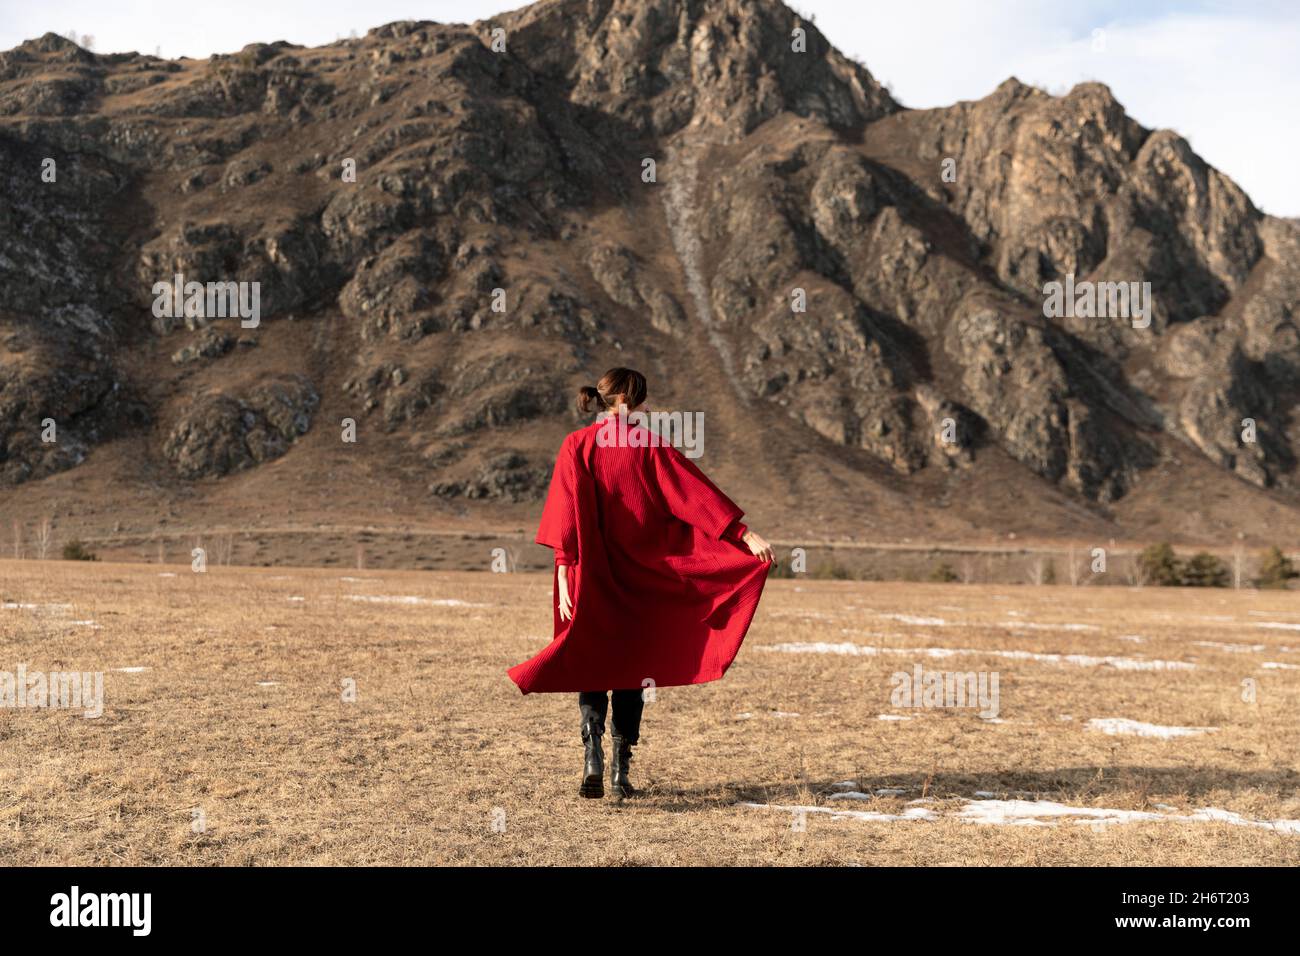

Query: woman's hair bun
[577,384,605,413]
[576,368,646,415]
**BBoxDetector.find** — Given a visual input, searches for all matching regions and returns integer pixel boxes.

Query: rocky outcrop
[171,328,235,364]
[162,376,318,477]
[586,243,687,336]
[429,450,551,501]
[342,361,442,431]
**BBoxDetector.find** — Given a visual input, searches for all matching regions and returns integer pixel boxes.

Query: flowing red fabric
[507,416,768,694]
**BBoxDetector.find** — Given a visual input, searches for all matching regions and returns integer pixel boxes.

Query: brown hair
[577,367,647,414]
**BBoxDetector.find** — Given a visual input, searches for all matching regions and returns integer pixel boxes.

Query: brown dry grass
[1,559,1297,865]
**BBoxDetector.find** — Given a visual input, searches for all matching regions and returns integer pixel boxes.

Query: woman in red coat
[508,368,774,799]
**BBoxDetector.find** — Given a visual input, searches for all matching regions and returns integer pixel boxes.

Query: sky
[0,0,1296,216]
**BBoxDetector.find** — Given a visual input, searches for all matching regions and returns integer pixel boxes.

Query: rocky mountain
[1,0,1297,557]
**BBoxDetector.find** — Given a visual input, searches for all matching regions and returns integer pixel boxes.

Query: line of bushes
[61,540,99,561]
[764,545,1298,588]
[1138,543,1296,588]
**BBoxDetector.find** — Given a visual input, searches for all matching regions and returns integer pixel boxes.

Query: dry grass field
[1,559,1298,866]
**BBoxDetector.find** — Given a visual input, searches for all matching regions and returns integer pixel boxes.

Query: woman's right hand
[742,530,775,564]
[557,564,574,621]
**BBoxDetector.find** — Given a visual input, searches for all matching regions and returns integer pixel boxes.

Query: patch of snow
[1193,641,1264,652]
[882,614,947,626]
[1186,808,1300,834]
[1262,661,1300,670]
[761,641,1194,671]
[958,799,1300,834]
[793,640,883,655]
[995,621,1101,632]
[829,788,913,801]
[740,802,939,824]
[115,666,149,673]
[972,789,1042,799]
[1085,718,1217,739]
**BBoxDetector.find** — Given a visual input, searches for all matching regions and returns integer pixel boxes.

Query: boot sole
[579,774,604,799]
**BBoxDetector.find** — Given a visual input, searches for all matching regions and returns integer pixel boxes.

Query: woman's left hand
[557,564,574,621]
[742,530,775,564]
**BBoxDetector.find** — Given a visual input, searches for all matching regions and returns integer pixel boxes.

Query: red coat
[508,416,768,694]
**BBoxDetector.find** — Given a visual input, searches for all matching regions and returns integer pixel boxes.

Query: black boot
[580,720,604,799]
[610,736,636,799]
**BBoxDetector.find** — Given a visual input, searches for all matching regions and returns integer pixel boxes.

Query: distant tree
[35,517,53,560]
[929,561,959,583]
[1182,552,1229,588]
[959,556,976,584]
[812,560,851,580]
[62,539,99,561]
[1137,543,1181,586]
[1256,547,1299,589]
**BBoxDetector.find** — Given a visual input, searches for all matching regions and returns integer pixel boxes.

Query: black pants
[579,690,643,745]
